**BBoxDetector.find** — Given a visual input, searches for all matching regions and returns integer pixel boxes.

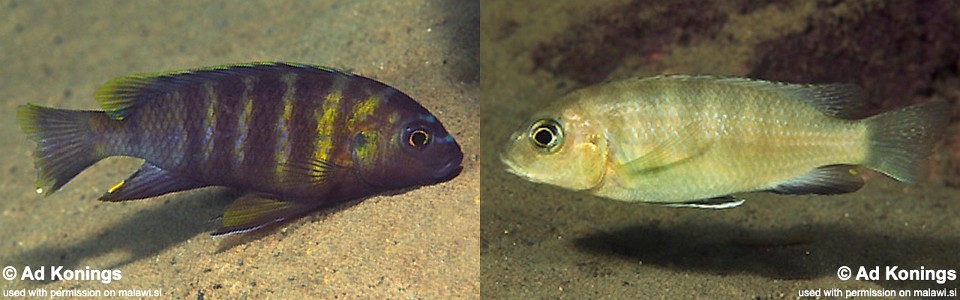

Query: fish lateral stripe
[180,82,207,169]
[201,82,218,163]
[313,76,347,171]
[200,75,243,178]
[275,73,298,179]
[233,76,256,172]
[169,90,188,168]
[280,72,331,188]
[240,72,285,185]
[348,96,382,131]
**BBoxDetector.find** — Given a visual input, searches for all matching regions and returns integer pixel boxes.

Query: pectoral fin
[659,196,745,209]
[615,126,712,177]
[212,194,310,237]
[277,157,344,190]
[99,162,208,201]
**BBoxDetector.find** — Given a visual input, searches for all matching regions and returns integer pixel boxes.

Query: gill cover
[353,114,462,190]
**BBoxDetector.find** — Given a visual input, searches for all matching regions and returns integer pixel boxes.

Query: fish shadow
[8,188,240,285]
[574,222,960,291]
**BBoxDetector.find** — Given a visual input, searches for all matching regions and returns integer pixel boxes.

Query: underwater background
[482,0,960,298]
[3,0,960,298]
[0,0,478,298]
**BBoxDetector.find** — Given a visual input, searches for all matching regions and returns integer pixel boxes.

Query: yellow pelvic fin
[213,194,305,237]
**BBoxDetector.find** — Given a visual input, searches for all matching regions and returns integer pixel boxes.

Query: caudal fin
[863,102,950,183]
[17,104,106,195]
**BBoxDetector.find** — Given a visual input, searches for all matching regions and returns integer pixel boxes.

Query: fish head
[501,107,607,191]
[352,109,463,191]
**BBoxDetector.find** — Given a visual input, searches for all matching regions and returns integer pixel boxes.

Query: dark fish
[17,62,463,236]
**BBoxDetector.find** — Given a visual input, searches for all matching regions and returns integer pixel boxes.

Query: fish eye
[529,119,563,152]
[408,129,431,147]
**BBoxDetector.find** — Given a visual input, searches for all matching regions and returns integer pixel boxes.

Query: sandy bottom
[0,0,478,298]
[481,1,960,298]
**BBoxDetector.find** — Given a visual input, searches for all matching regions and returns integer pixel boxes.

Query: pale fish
[501,75,949,208]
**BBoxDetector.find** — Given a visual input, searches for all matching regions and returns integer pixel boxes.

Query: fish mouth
[434,141,464,181]
[499,131,532,178]
[500,153,518,174]
[499,153,529,179]
[433,160,463,183]
[351,153,463,190]
[500,152,549,185]
[432,156,463,183]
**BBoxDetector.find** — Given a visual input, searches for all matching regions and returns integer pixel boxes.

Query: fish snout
[433,151,464,182]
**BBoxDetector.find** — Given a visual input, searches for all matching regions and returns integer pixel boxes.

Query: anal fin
[212,194,309,237]
[99,162,208,201]
[660,196,745,209]
[770,165,864,195]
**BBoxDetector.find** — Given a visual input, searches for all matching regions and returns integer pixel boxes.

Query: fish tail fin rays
[863,102,950,183]
[16,104,108,196]
[212,194,308,237]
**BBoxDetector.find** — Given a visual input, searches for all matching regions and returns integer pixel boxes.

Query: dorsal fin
[638,75,866,119]
[94,62,354,120]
